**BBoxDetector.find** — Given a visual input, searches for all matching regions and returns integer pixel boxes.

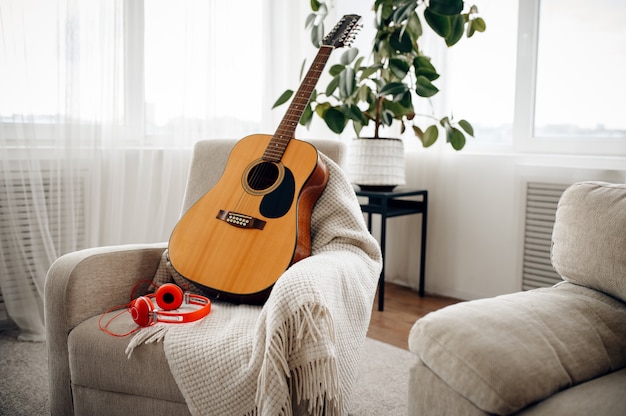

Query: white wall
[382,146,626,300]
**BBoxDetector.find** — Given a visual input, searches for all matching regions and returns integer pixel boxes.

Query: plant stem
[374,96,384,140]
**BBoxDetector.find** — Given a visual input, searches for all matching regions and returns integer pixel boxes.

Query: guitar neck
[263,46,334,162]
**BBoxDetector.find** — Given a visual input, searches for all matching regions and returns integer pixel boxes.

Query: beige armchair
[408,181,626,415]
[45,138,382,415]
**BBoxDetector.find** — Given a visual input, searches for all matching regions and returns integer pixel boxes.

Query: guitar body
[168,134,329,303]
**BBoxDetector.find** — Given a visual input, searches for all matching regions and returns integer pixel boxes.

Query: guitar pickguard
[259,167,295,218]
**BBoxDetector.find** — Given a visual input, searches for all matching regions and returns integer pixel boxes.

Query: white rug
[0,330,414,415]
[350,337,416,415]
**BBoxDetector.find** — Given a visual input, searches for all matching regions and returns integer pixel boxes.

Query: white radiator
[521,182,569,290]
[0,168,87,328]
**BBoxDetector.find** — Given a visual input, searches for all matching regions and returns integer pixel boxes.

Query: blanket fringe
[125,323,168,358]
[256,302,341,416]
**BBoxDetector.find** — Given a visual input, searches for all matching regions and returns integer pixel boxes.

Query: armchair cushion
[551,182,626,303]
[409,282,626,415]
[68,314,186,406]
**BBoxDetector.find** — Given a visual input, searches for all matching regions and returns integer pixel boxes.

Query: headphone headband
[130,284,211,327]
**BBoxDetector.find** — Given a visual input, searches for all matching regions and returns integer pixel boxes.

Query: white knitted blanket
[127,155,382,416]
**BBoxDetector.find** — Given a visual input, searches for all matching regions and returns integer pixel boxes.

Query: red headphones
[129,283,211,327]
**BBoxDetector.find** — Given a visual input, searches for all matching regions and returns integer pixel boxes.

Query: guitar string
[238,47,334,217]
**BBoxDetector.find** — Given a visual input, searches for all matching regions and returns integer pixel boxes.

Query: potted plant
[274,0,486,189]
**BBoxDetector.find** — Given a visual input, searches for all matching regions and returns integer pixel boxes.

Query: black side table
[355,188,428,311]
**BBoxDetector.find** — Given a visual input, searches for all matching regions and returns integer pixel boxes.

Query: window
[0,0,265,144]
[0,0,66,123]
[143,0,264,138]
[534,0,626,139]
[443,0,626,154]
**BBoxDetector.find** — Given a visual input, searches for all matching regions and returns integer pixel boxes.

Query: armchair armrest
[45,243,166,416]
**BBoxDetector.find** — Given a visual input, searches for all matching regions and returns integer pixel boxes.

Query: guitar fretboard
[263,46,334,162]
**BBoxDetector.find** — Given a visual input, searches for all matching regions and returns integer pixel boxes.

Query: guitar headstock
[322,14,362,49]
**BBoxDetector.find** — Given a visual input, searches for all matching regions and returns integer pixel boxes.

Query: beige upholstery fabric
[409,283,626,414]
[45,244,168,416]
[408,360,626,416]
[552,182,626,303]
[408,181,626,416]
[518,367,626,415]
[68,314,186,403]
[45,139,353,416]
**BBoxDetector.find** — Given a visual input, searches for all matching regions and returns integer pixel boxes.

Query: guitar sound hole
[247,162,279,191]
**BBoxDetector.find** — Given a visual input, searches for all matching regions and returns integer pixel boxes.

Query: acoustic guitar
[168,15,362,304]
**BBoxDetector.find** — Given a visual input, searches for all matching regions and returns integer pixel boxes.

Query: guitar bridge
[217,210,266,230]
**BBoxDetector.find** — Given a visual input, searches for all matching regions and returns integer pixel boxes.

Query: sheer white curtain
[0,0,285,341]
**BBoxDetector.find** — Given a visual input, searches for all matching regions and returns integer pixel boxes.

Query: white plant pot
[347,138,406,191]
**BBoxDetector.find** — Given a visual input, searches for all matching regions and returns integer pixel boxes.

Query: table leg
[418,193,428,297]
[378,214,387,311]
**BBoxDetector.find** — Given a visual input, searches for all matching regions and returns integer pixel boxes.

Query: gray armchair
[45,138,382,415]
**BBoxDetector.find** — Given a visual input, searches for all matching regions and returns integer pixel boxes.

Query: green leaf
[299,59,307,80]
[305,14,316,30]
[398,90,413,110]
[421,125,439,147]
[381,109,395,126]
[379,82,409,97]
[413,56,439,81]
[315,102,330,118]
[429,0,463,15]
[340,48,359,65]
[424,7,450,38]
[325,75,340,97]
[310,0,322,12]
[323,107,348,134]
[311,22,324,47]
[329,64,345,76]
[358,84,373,103]
[339,66,356,99]
[376,0,395,25]
[353,56,365,71]
[345,104,365,123]
[467,17,487,37]
[473,17,487,32]
[412,125,424,139]
[389,58,410,79]
[392,1,416,24]
[458,119,474,136]
[467,20,476,37]
[406,12,423,42]
[415,75,439,97]
[272,89,293,109]
[448,127,466,150]
[446,14,465,46]
[300,103,314,127]
[389,27,414,53]
[353,121,364,138]
[360,65,381,81]
[384,98,410,115]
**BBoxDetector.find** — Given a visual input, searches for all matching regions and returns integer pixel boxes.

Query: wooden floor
[367,282,461,351]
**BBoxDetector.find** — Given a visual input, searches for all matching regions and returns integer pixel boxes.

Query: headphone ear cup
[130,296,154,327]
[155,283,184,311]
